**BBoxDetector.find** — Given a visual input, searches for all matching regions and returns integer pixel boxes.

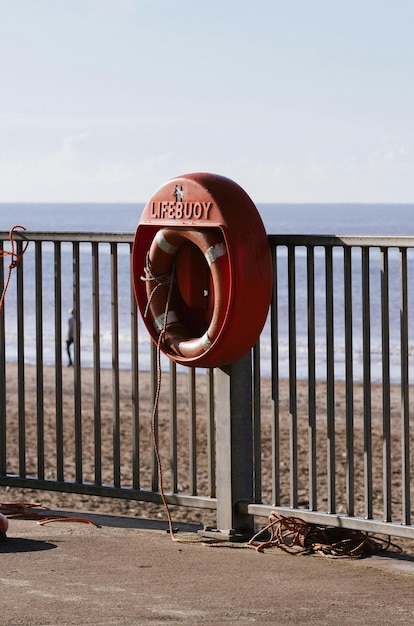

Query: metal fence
[1,230,414,539]
[247,235,414,539]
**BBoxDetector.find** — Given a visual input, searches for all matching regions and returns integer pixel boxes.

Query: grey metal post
[214,351,255,537]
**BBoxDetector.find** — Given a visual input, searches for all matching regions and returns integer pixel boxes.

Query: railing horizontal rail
[240,503,414,539]
[0,475,217,509]
[2,231,135,243]
[269,234,414,247]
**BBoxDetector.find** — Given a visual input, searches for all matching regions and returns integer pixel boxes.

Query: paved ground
[1,510,414,625]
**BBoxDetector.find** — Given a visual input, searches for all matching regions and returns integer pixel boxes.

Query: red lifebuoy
[133,173,272,368]
[143,227,230,359]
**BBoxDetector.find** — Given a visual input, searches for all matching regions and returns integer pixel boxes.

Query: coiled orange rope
[0,225,29,313]
[247,512,402,558]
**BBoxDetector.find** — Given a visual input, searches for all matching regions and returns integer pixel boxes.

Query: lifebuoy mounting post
[132,172,272,368]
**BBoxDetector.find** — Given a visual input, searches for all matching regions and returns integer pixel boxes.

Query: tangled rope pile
[247,512,403,558]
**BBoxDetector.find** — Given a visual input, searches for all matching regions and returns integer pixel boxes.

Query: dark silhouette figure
[66,309,74,366]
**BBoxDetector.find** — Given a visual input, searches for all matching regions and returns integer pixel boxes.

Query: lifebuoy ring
[142,227,230,360]
[133,173,272,368]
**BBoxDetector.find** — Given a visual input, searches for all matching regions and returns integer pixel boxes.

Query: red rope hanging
[0,225,29,313]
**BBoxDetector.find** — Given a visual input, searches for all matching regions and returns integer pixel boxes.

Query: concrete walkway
[1,510,414,625]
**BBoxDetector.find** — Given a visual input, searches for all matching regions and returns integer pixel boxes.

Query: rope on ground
[0,225,29,314]
[0,502,99,526]
[247,512,403,558]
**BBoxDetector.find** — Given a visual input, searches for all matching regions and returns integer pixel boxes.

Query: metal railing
[1,230,414,539]
[247,235,414,539]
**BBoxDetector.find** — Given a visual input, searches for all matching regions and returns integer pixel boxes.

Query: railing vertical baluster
[130,243,140,490]
[271,245,280,505]
[207,368,216,498]
[92,242,102,485]
[399,247,411,525]
[287,245,298,508]
[54,242,64,481]
[110,242,121,487]
[0,239,6,476]
[150,341,158,491]
[72,241,82,483]
[344,246,354,516]
[253,341,262,503]
[362,247,373,519]
[380,247,392,522]
[189,368,197,495]
[169,360,178,492]
[35,241,45,479]
[16,240,26,477]
[307,246,317,511]
[325,245,335,513]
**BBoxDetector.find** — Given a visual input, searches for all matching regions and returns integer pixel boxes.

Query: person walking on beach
[66,309,74,366]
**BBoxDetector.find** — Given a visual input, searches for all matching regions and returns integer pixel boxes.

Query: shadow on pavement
[0,537,57,553]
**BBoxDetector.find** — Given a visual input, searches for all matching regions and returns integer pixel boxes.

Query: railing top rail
[268,233,414,248]
[3,231,414,248]
[0,231,135,243]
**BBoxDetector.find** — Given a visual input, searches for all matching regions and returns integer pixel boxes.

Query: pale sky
[1,0,413,203]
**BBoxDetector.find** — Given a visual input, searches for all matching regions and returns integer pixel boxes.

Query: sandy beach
[2,362,414,551]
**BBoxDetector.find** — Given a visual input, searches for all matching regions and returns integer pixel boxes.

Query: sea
[2,202,414,382]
